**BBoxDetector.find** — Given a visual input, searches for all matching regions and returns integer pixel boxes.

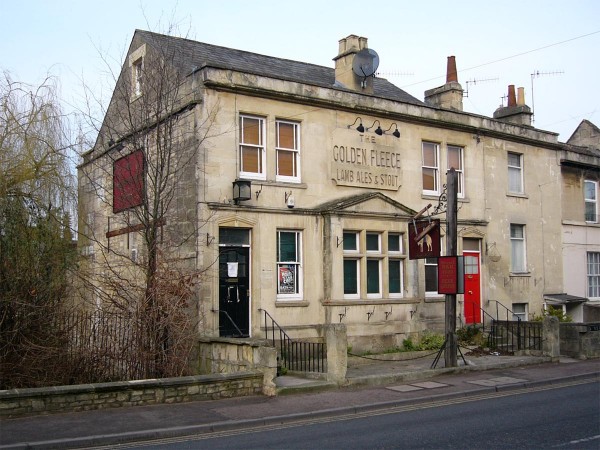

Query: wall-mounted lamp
[347,117,365,133]
[384,123,401,138]
[232,180,251,204]
[367,120,383,135]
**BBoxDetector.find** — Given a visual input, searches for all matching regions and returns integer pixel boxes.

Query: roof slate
[135,30,424,106]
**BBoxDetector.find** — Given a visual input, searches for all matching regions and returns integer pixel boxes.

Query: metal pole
[444,169,458,368]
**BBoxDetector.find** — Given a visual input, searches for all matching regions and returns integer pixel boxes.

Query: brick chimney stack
[424,55,463,111]
[493,84,532,126]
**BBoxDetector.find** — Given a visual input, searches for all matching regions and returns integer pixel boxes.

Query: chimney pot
[517,87,525,106]
[446,56,458,83]
[507,85,517,107]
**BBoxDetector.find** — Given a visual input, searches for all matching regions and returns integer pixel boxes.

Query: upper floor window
[277,230,303,300]
[447,145,464,197]
[584,180,597,223]
[239,115,266,180]
[132,58,143,97]
[113,150,145,213]
[276,120,300,183]
[507,152,524,194]
[510,224,527,273]
[422,142,440,195]
[588,252,600,299]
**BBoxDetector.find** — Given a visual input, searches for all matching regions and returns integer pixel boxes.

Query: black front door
[218,247,250,337]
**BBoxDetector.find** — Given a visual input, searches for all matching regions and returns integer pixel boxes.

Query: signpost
[444,169,459,368]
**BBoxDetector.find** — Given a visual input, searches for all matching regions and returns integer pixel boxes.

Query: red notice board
[437,256,465,294]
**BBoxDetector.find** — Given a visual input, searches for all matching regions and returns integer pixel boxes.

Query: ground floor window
[343,230,405,299]
[277,230,302,300]
[512,303,528,321]
[588,252,600,299]
[425,257,438,295]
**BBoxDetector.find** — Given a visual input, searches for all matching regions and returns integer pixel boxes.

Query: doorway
[218,228,250,337]
[463,251,481,324]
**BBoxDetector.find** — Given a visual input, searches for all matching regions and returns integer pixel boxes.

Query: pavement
[0,352,598,449]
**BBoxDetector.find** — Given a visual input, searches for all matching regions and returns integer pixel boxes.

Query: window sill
[275,300,309,307]
[506,192,528,199]
[324,298,419,306]
[509,272,531,277]
[238,179,307,189]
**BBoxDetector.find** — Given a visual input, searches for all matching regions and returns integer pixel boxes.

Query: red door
[463,252,481,324]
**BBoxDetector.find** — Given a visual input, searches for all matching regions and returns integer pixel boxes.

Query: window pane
[278,232,297,262]
[508,153,521,168]
[366,233,379,251]
[448,146,462,170]
[510,224,523,239]
[586,202,596,222]
[366,259,380,294]
[241,117,261,144]
[344,259,358,295]
[219,228,250,246]
[422,143,437,166]
[343,232,357,251]
[389,260,402,294]
[277,150,295,177]
[508,167,522,192]
[425,264,438,292]
[241,146,260,173]
[278,264,298,294]
[388,234,400,252]
[277,122,296,149]
[585,181,596,200]
[422,168,436,191]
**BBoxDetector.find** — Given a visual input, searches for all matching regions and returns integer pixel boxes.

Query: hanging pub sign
[408,219,441,260]
[437,256,465,294]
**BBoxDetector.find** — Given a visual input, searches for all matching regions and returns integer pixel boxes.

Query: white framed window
[510,224,527,273]
[388,233,404,298]
[276,120,300,183]
[508,152,524,194]
[239,115,266,180]
[366,232,382,298]
[425,257,439,295]
[422,142,440,195]
[588,252,600,299]
[343,231,360,299]
[584,180,597,223]
[512,303,528,321]
[447,145,464,198]
[132,58,143,97]
[277,230,302,300]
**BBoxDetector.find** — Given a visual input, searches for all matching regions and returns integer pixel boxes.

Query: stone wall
[560,323,600,359]
[0,372,263,419]
[197,337,277,395]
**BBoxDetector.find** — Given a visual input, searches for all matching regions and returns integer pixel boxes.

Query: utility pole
[444,168,458,367]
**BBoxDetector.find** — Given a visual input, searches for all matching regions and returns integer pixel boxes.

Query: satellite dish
[352,48,380,78]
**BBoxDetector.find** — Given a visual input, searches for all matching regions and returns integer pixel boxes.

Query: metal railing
[489,320,542,352]
[259,309,326,374]
[459,300,542,353]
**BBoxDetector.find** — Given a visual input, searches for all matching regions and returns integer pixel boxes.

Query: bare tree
[77,29,217,379]
[0,72,78,388]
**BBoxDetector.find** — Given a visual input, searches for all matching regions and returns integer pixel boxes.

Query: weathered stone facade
[78,31,592,353]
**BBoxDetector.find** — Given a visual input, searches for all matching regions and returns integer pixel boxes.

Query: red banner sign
[437,256,465,294]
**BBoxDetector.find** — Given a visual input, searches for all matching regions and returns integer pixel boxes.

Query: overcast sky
[2,0,599,142]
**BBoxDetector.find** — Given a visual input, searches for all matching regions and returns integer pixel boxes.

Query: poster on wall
[278,266,296,294]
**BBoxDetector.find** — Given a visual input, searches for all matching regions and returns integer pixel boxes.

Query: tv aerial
[352,48,380,88]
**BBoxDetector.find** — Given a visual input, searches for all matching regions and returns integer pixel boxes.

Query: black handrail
[259,308,326,374]
[211,309,244,336]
